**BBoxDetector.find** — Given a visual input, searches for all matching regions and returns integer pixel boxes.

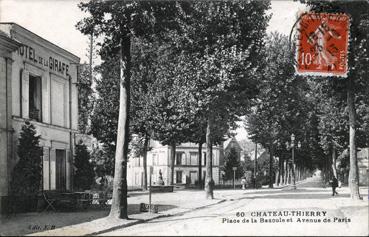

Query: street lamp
[290,134,296,189]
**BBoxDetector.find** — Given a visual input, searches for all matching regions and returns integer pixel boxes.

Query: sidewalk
[2,190,224,236]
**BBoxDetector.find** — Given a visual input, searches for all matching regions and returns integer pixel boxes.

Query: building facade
[127,140,224,188]
[127,138,243,188]
[223,137,242,159]
[0,23,80,213]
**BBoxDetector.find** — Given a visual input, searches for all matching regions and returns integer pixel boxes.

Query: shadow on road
[237,188,331,197]
[0,203,177,236]
[243,193,351,199]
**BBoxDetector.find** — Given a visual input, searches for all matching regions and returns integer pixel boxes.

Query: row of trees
[246,1,369,199]
[77,0,368,220]
[77,0,271,219]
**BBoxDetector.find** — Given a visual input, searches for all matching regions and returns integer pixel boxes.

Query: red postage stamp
[295,13,350,77]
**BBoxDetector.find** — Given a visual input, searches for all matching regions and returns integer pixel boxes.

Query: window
[190,171,197,184]
[153,154,157,166]
[135,173,140,186]
[176,152,184,165]
[190,152,198,166]
[176,171,183,184]
[202,152,206,166]
[29,75,42,121]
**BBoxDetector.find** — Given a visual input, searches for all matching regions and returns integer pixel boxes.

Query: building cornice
[0,23,80,63]
[0,33,22,54]
[12,116,78,133]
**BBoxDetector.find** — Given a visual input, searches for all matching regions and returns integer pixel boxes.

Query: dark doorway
[176,171,183,184]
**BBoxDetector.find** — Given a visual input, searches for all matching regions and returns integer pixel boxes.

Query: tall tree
[173,1,271,198]
[10,121,42,196]
[77,0,183,218]
[74,140,95,191]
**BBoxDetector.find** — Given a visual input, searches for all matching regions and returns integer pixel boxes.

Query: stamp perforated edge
[294,12,351,78]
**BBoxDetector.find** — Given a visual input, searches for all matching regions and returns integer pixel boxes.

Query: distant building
[223,137,242,160]
[0,23,80,213]
[127,138,242,188]
[357,148,368,186]
[337,147,368,186]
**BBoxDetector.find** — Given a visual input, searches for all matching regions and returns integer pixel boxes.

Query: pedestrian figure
[331,177,339,196]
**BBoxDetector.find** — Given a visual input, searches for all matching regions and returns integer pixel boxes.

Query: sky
[0,0,307,141]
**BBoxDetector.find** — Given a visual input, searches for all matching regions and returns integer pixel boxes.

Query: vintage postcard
[0,0,368,236]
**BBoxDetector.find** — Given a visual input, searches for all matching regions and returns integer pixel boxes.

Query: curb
[88,198,226,236]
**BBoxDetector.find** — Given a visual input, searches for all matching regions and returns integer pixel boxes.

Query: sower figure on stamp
[331,177,339,196]
[307,16,342,70]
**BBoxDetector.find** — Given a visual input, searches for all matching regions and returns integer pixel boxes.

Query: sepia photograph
[0,0,368,236]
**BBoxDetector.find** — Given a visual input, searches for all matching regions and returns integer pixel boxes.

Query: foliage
[246,33,309,147]
[90,55,120,146]
[10,121,43,196]
[78,63,95,134]
[241,153,254,172]
[175,0,272,124]
[74,141,95,191]
[90,143,115,177]
[245,32,315,177]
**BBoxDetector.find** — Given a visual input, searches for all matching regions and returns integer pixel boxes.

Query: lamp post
[149,166,153,213]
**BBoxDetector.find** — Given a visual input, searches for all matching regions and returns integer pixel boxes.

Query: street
[101,176,368,236]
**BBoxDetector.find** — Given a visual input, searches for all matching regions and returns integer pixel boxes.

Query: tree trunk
[109,37,131,219]
[295,165,299,182]
[347,78,361,200]
[254,143,258,189]
[198,142,203,189]
[331,144,337,179]
[142,134,149,191]
[279,158,284,186]
[269,145,274,188]
[284,160,288,185]
[275,169,279,187]
[205,116,214,199]
[169,142,176,185]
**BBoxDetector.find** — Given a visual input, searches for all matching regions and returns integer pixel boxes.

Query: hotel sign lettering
[17,44,70,77]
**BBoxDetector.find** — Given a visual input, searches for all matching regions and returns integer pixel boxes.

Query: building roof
[223,137,242,151]
[0,22,80,62]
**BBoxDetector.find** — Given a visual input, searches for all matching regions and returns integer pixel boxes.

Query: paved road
[101,176,369,236]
